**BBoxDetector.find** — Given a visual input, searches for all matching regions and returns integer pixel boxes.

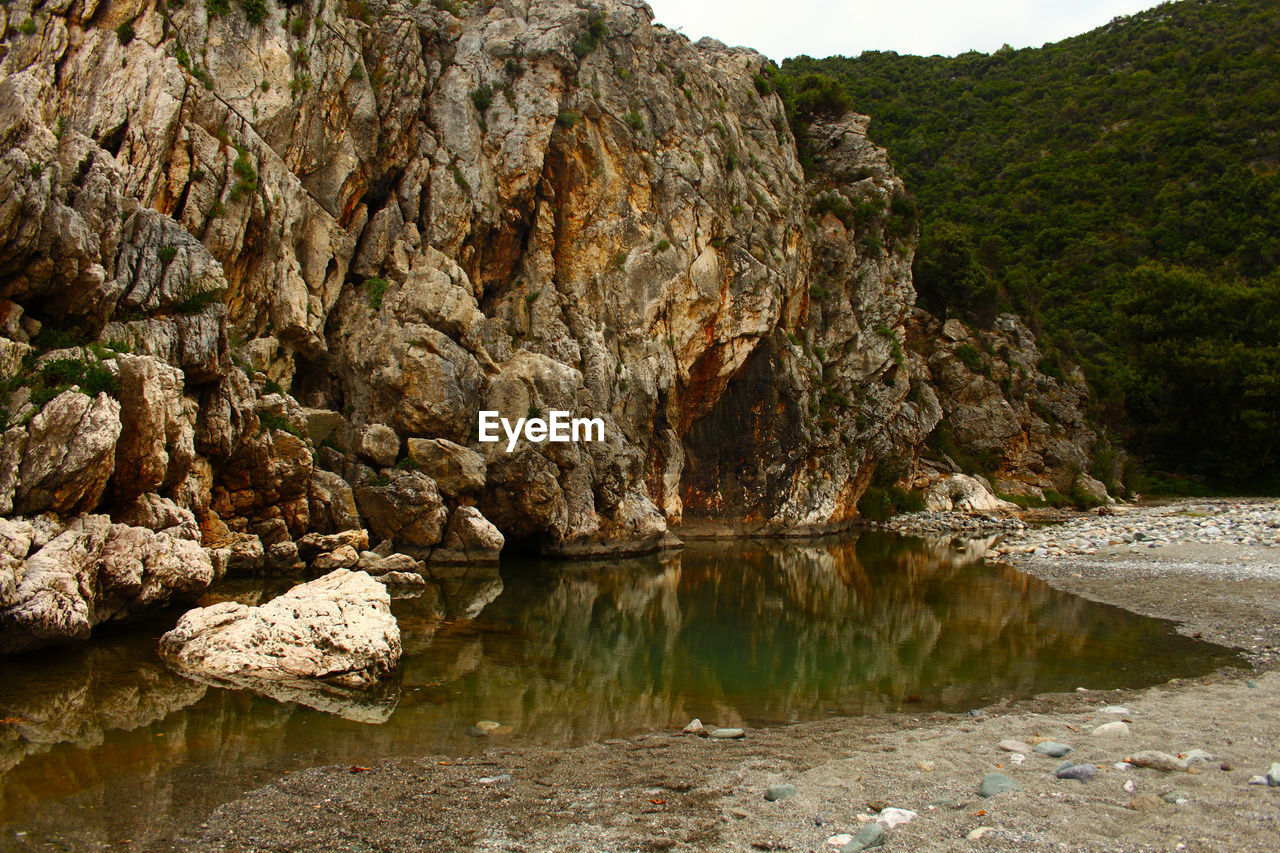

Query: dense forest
[780,0,1280,487]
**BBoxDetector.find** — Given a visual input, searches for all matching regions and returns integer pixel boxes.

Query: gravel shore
[175,500,1279,853]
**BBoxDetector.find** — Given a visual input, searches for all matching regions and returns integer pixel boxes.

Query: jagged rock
[14,392,122,516]
[312,545,360,571]
[356,424,400,468]
[113,493,200,540]
[406,438,487,496]
[307,469,362,533]
[354,471,448,550]
[159,569,400,689]
[111,354,197,501]
[432,506,505,564]
[225,534,266,572]
[361,553,421,576]
[374,571,427,589]
[923,475,1017,513]
[0,515,217,654]
[1074,473,1114,505]
[297,529,370,561]
[0,426,25,515]
[0,0,1111,573]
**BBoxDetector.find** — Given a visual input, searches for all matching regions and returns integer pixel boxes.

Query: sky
[643,0,1166,60]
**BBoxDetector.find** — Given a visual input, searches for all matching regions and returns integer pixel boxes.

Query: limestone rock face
[159,570,400,689]
[0,0,1116,626]
[906,313,1118,501]
[0,516,218,654]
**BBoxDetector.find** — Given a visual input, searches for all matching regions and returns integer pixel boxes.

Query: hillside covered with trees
[781,0,1280,487]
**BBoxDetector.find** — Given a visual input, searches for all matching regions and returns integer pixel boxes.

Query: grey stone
[978,773,1021,798]
[1055,763,1097,782]
[709,728,745,739]
[764,783,797,802]
[840,822,886,852]
[1033,742,1073,758]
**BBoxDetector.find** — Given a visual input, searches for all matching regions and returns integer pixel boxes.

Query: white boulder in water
[160,569,400,689]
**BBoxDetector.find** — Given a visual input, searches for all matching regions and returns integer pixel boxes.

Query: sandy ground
[178,518,1280,853]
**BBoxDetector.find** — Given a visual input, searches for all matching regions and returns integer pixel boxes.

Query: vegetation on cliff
[783,0,1280,487]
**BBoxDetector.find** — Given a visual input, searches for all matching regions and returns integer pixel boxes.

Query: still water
[0,532,1235,847]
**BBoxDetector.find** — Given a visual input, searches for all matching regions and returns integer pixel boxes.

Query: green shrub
[571,8,608,59]
[18,17,37,35]
[116,22,135,44]
[432,0,461,15]
[290,14,310,37]
[470,82,493,112]
[205,0,229,17]
[623,110,643,131]
[954,343,983,372]
[239,0,268,24]
[556,109,580,128]
[259,412,303,437]
[857,485,925,521]
[366,276,389,310]
[175,288,225,314]
[448,163,470,193]
[159,246,178,263]
[289,73,312,96]
[653,239,670,253]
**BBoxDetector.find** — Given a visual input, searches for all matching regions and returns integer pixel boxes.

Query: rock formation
[159,568,401,689]
[0,0,1112,650]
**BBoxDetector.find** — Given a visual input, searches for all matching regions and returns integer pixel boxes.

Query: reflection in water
[0,532,1235,848]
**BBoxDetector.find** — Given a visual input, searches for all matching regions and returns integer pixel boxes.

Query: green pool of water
[0,531,1236,848]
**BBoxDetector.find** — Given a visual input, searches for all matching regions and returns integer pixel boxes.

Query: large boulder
[406,438,486,497]
[110,354,197,501]
[0,515,218,654]
[159,569,400,689]
[922,474,1018,514]
[353,470,448,550]
[431,506,505,564]
[14,391,121,516]
[307,469,362,533]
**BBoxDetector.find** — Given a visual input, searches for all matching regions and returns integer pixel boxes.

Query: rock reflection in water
[0,532,1233,848]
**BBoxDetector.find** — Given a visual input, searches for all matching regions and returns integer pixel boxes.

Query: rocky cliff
[0,0,1110,651]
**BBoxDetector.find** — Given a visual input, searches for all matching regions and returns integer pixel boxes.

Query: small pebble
[998,739,1032,753]
[1126,751,1187,772]
[1056,763,1098,782]
[966,827,994,840]
[1033,741,1073,758]
[709,727,745,739]
[877,807,916,828]
[978,773,1020,798]
[1126,793,1163,812]
[1092,721,1130,738]
[840,822,886,852]
[764,783,797,802]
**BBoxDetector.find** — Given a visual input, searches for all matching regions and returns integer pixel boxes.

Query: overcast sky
[644,0,1166,60]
